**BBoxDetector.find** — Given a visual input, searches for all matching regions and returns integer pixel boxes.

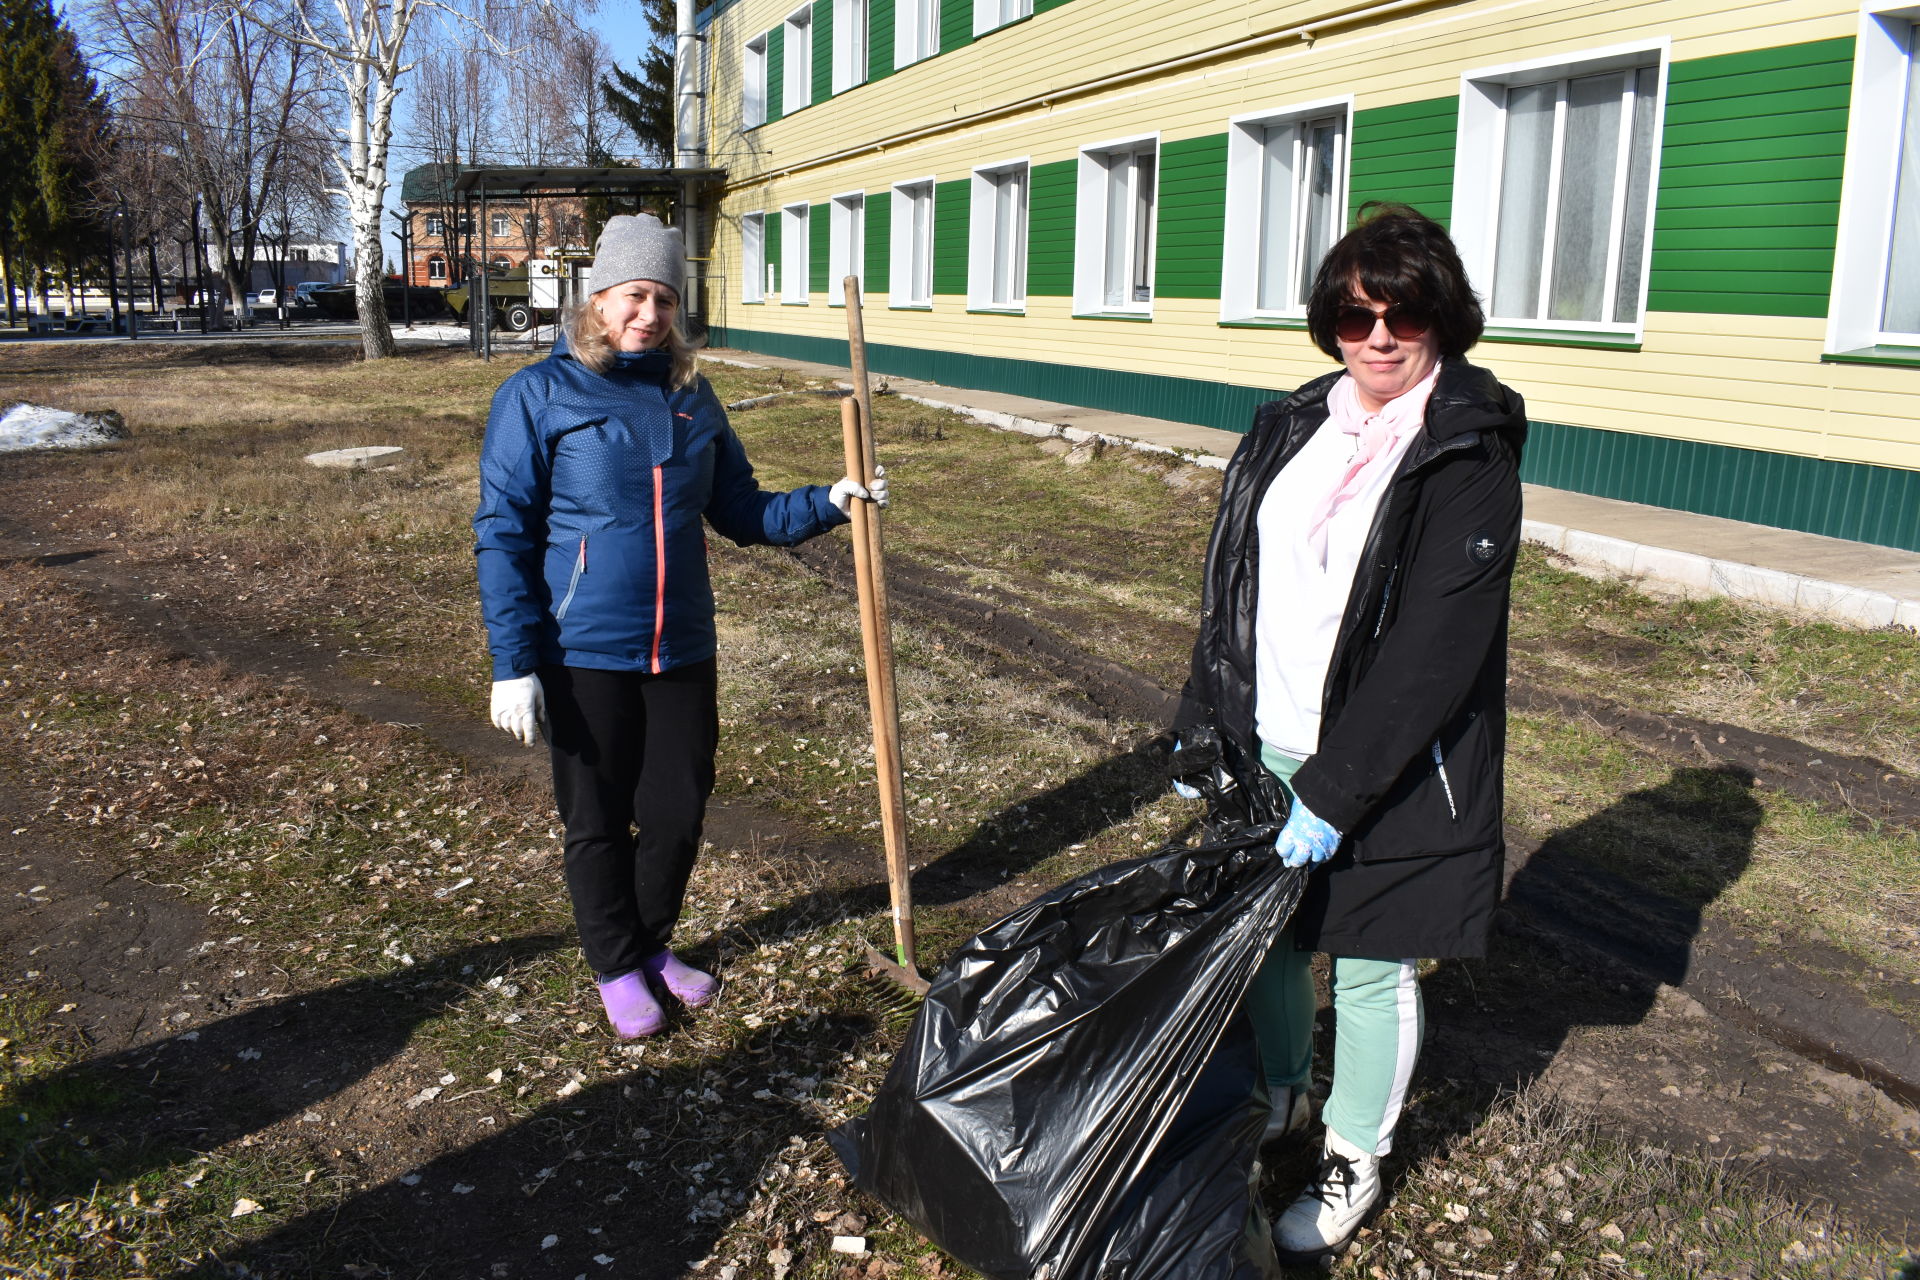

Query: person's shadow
[8,934,565,1211]
[1344,765,1765,1182]
[1259,766,1766,1230]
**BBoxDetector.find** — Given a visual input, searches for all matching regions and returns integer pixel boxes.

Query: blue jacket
[474,342,847,680]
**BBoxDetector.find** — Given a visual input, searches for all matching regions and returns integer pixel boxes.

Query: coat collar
[1275,356,1524,443]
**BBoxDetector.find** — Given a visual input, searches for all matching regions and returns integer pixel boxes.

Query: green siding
[939,0,972,55]
[715,325,1282,432]
[932,178,969,295]
[865,191,891,294]
[711,324,1920,550]
[1348,96,1457,226]
[809,202,831,294]
[1155,134,1227,300]
[764,213,782,293]
[765,26,784,123]
[1522,420,1920,551]
[1034,0,1074,10]
[1027,159,1076,297]
[812,0,833,104]
[1647,37,1853,317]
[868,0,895,82]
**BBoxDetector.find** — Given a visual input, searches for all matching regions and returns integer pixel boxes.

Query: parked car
[290,281,329,314]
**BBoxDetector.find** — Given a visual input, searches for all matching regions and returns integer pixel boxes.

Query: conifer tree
[599,0,675,166]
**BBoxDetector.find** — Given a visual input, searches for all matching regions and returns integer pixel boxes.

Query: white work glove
[490,674,545,746]
[829,465,889,516]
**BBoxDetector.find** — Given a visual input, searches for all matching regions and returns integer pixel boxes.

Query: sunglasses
[1333,303,1432,343]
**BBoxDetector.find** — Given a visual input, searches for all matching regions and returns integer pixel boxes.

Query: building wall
[695,0,1920,551]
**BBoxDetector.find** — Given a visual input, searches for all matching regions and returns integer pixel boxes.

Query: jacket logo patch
[1467,531,1500,564]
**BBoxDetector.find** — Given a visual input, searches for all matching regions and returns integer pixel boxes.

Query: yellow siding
[702,0,1918,475]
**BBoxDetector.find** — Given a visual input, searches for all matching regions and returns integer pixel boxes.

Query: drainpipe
[674,0,709,330]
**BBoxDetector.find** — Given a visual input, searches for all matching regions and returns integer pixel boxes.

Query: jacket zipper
[554,537,587,622]
[649,465,666,673]
[1317,430,1482,726]
[1431,739,1459,821]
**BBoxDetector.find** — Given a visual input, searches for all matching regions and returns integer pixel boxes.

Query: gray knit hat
[590,213,685,301]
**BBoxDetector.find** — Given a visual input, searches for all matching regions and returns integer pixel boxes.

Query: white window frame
[743,34,768,127]
[423,213,445,237]
[890,178,936,307]
[895,0,938,67]
[832,0,868,94]
[782,5,812,116]
[829,191,866,305]
[968,158,1029,311]
[427,255,448,282]
[1452,39,1668,338]
[1828,3,1920,352]
[1220,96,1352,322]
[490,212,512,238]
[973,0,1030,36]
[742,211,766,302]
[1074,133,1160,316]
[781,202,810,303]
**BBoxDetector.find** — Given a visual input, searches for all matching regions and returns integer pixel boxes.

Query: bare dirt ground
[1,343,1915,1278]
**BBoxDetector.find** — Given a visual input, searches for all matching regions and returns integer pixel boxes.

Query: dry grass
[0,343,1915,1277]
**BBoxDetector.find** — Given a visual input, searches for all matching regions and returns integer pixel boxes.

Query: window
[427,256,447,282]
[890,180,935,306]
[744,34,768,127]
[492,257,512,272]
[742,212,766,302]
[829,193,866,305]
[491,212,512,238]
[1454,43,1666,332]
[973,0,1029,36]
[1828,6,1920,352]
[969,161,1028,309]
[895,0,938,67]
[1075,137,1158,313]
[1221,100,1350,319]
[832,0,867,94]
[526,213,542,242]
[424,213,445,237]
[781,203,809,302]
[783,6,812,115]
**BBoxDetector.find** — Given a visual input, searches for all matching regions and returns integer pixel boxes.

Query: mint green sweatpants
[1246,745,1425,1158]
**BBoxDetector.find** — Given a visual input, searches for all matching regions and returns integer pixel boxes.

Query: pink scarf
[1306,366,1440,565]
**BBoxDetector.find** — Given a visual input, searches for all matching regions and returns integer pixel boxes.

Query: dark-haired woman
[1177,205,1527,1263]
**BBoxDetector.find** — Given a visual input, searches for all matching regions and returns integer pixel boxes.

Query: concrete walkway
[707,346,1920,633]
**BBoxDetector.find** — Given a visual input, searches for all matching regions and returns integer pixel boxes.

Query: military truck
[445,257,590,332]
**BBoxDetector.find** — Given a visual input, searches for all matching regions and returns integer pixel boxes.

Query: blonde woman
[474,214,884,1038]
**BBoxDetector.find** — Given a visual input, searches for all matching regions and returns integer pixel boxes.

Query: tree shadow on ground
[168,1009,878,1280]
[7,934,565,1211]
[677,732,1184,973]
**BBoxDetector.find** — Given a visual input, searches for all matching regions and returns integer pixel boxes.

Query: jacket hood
[1273,357,1526,442]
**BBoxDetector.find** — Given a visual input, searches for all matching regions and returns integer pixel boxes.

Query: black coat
[1177,357,1528,958]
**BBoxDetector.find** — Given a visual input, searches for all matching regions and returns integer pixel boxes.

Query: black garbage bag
[830,823,1304,1280]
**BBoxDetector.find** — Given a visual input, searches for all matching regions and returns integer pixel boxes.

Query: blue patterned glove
[1274,797,1341,867]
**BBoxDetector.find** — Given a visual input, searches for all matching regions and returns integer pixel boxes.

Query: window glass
[491,213,511,238]
[1883,26,1920,336]
[831,194,865,301]
[1490,66,1659,325]
[982,166,1027,306]
[1095,146,1155,308]
[782,204,808,302]
[1252,114,1343,313]
[784,9,811,115]
[909,184,932,303]
[742,213,765,302]
[897,0,938,65]
[428,257,447,282]
[834,0,867,93]
[744,36,768,127]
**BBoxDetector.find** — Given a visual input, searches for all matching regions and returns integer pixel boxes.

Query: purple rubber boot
[596,971,666,1039]
[641,949,720,1009]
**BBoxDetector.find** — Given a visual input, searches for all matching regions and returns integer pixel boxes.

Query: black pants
[542,660,718,979]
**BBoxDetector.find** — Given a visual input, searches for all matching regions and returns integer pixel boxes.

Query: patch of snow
[0,404,129,453]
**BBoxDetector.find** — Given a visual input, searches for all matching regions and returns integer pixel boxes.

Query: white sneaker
[1273,1127,1382,1263]
[1261,1086,1313,1146]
